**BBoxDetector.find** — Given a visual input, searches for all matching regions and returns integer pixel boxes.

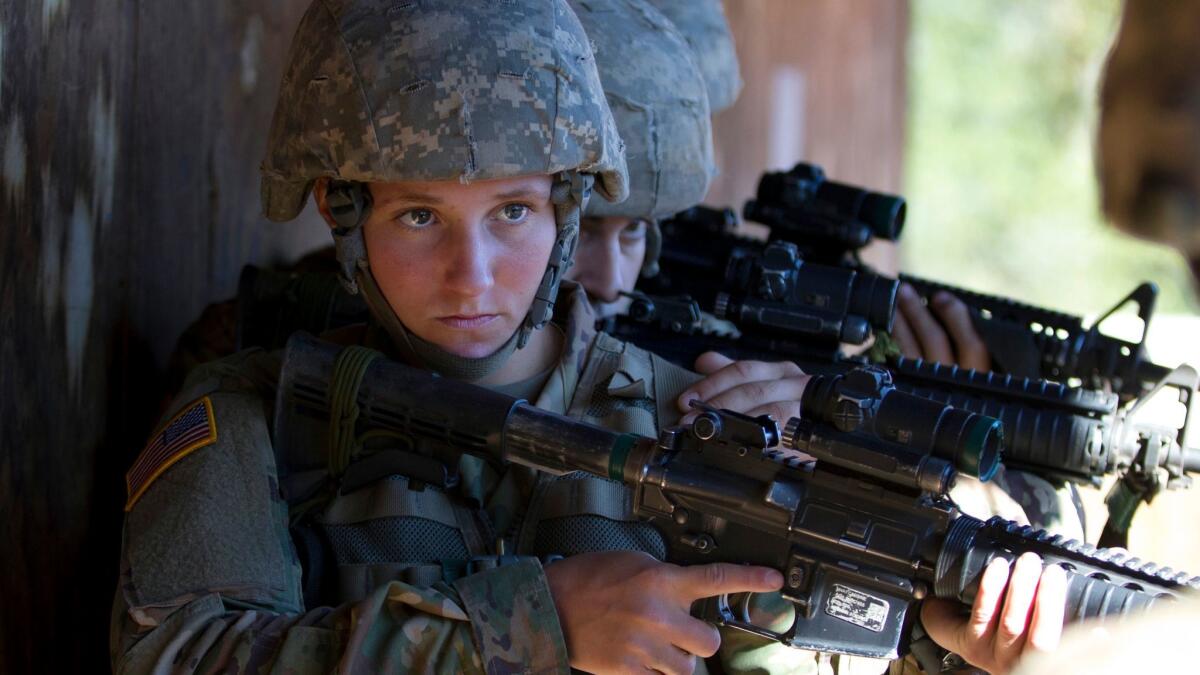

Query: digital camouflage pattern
[1099,0,1200,264]
[260,0,627,221]
[572,0,715,221]
[111,281,704,673]
[260,0,632,367]
[643,0,743,113]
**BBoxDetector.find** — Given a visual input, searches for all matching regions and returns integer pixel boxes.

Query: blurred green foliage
[904,0,1200,316]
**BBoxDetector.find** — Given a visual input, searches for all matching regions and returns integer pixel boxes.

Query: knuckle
[744,380,771,403]
[639,565,672,589]
[732,359,760,379]
[704,563,729,589]
[999,614,1026,641]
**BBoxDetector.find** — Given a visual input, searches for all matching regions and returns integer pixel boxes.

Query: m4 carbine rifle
[657,163,1173,399]
[611,290,1200,548]
[275,332,1200,662]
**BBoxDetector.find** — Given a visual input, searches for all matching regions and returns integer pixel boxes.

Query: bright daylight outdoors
[905,0,1200,565]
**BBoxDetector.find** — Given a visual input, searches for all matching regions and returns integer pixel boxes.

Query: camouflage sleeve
[112,560,564,674]
[112,376,569,674]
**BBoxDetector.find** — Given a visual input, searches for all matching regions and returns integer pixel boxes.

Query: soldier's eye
[621,219,648,241]
[498,203,530,223]
[397,209,435,228]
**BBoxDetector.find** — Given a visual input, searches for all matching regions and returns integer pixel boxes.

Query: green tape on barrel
[608,434,638,481]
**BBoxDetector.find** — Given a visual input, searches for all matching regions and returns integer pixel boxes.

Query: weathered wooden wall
[707,0,909,272]
[0,1,909,672]
[0,1,327,671]
[707,0,909,202]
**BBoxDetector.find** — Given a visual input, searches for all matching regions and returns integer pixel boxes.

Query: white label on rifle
[826,584,889,632]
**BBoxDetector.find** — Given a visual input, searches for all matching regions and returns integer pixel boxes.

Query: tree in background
[905,0,1199,317]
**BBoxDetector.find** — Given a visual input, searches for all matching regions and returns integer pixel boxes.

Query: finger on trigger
[676,563,783,601]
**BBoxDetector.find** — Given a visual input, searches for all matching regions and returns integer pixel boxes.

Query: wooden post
[0,2,324,671]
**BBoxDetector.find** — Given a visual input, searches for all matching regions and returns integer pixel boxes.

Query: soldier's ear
[312,178,338,230]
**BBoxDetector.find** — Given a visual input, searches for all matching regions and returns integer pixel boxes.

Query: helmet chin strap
[641,219,662,278]
[355,267,520,380]
[324,174,592,381]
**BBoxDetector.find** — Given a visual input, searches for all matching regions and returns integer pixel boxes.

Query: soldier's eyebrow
[382,192,445,205]
[490,187,549,202]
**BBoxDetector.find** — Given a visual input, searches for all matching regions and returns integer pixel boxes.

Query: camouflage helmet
[643,0,743,113]
[261,0,627,220]
[573,0,714,221]
[1099,0,1200,263]
[571,0,714,277]
[259,0,629,372]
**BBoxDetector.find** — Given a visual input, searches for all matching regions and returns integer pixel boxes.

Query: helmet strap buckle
[326,180,373,295]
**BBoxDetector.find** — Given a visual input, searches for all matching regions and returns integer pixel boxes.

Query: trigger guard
[710,592,794,645]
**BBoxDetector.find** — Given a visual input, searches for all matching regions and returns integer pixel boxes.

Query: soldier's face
[359,175,557,358]
[566,216,648,318]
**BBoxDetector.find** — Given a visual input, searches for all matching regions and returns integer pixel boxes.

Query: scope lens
[849,272,900,332]
[860,194,906,240]
[961,416,1003,481]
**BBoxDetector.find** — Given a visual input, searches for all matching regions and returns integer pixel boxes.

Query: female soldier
[112,1,1061,673]
[114,2,779,673]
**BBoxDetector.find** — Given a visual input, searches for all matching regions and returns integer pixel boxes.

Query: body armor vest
[278,329,702,607]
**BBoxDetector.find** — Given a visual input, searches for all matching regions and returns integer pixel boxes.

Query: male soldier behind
[1016,1,1200,672]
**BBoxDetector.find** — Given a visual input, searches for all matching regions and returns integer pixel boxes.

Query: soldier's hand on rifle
[676,352,811,427]
[893,283,991,371]
[544,550,783,674]
[920,552,1068,674]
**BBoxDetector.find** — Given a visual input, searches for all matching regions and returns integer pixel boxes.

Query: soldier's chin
[591,296,633,319]
[440,335,509,359]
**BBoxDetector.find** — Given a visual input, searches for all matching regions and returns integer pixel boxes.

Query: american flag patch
[125,397,218,511]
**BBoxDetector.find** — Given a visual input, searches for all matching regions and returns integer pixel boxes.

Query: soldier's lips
[437,314,499,329]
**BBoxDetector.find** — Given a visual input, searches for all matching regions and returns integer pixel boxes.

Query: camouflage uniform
[112,279,707,673]
[1008,7,1200,673]
[112,1,712,671]
[1099,0,1200,266]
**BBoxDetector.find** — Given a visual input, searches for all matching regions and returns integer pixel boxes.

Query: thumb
[674,563,783,601]
[693,351,734,375]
